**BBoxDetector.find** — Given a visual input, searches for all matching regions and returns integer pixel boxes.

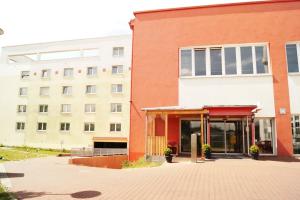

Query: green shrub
[163,148,172,156]
[249,145,259,154]
[202,144,211,154]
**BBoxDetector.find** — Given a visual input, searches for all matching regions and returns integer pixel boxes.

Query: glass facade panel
[210,48,222,75]
[286,44,299,73]
[225,47,237,75]
[181,120,201,154]
[241,46,254,74]
[255,46,269,74]
[292,115,300,154]
[194,49,206,76]
[180,50,192,76]
[254,118,274,154]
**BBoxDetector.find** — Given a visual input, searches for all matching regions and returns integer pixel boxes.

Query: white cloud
[0,0,254,47]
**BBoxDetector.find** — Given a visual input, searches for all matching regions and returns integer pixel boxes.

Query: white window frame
[63,68,73,77]
[84,104,96,113]
[179,42,271,78]
[41,69,51,79]
[86,85,96,94]
[285,42,300,74]
[111,84,123,94]
[87,66,97,76]
[40,87,50,96]
[37,122,47,132]
[60,122,70,132]
[110,123,122,132]
[19,87,28,96]
[291,114,300,155]
[21,71,30,79]
[62,86,72,96]
[112,65,124,75]
[111,103,122,113]
[39,104,48,113]
[17,105,27,113]
[113,47,124,57]
[61,104,71,113]
[16,122,25,131]
[84,122,95,132]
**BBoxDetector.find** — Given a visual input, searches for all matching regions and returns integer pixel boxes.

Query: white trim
[252,46,257,74]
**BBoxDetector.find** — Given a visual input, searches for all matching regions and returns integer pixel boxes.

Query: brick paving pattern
[2,157,300,200]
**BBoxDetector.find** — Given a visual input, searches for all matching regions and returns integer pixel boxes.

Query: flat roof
[133,0,298,16]
[142,105,257,111]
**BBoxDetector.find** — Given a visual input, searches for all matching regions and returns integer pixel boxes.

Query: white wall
[179,75,275,117]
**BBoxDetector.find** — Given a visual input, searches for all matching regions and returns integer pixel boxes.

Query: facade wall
[130,1,300,160]
[0,35,131,149]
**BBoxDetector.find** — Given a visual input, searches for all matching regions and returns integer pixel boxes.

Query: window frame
[16,122,25,131]
[112,65,124,75]
[61,104,71,113]
[86,85,96,94]
[17,105,27,113]
[37,122,47,132]
[291,114,300,155]
[111,84,123,94]
[19,87,28,96]
[41,69,51,79]
[285,42,300,74]
[84,122,95,132]
[87,66,98,76]
[84,104,96,113]
[111,103,122,113]
[110,123,122,132]
[60,122,70,132]
[112,47,124,57]
[63,68,74,77]
[39,104,48,113]
[179,42,271,78]
[62,86,72,96]
[21,71,30,79]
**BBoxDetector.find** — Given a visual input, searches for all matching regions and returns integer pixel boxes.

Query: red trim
[206,106,256,117]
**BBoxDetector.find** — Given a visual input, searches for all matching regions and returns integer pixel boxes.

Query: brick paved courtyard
[1,156,300,200]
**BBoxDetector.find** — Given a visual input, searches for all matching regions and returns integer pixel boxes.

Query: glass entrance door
[210,120,244,154]
[180,120,201,154]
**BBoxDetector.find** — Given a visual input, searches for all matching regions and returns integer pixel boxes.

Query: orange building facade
[129,0,300,160]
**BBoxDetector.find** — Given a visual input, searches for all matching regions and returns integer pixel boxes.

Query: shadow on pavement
[259,156,300,162]
[0,172,24,178]
[13,190,101,199]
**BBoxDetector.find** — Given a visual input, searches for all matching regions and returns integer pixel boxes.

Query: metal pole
[247,116,250,155]
[242,119,245,154]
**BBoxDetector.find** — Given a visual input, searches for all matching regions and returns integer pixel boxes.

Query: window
[87,67,97,76]
[194,49,206,76]
[180,49,192,76]
[19,87,27,96]
[112,65,123,74]
[61,104,71,113]
[110,123,121,132]
[40,87,50,96]
[111,103,122,113]
[84,123,95,132]
[86,85,96,94]
[210,48,222,75]
[255,46,269,74]
[240,46,253,74]
[85,104,96,113]
[16,122,25,131]
[62,86,72,95]
[113,47,124,57]
[21,71,30,79]
[286,44,299,73]
[60,122,70,131]
[41,69,50,78]
[179,43,269,77]
[17,105,26,113]
[37,122,47,131]
[225,47,237,75]
[39,105,48,113]
[291,115,300,154]
[111,84,123,93]
[64,68,73,77]
[254,118,274,154]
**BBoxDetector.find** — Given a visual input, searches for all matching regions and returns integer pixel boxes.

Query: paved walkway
[1,156,300,200]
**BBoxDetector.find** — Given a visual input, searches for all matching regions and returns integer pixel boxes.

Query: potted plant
[164,147,173,163]
[249,144,259,160]
[202,144,212,159]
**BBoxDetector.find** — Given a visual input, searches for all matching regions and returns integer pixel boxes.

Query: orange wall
[69,155,128,169]
[129,1,300,160]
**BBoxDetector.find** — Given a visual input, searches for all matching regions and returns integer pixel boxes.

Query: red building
[129,0,300,160]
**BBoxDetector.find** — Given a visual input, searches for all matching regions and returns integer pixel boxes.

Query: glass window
[39,105,48,113]
[61,104,71,113]
[113,47,124,57]
[110,123,121,132]
[241,46,254,74]
[40,87,49,96]
[16,122,25,130]
[41,69,50,78]
[85,104,96,113]
[225,47,237,75]
[62,86,72,95]
[64,68,73,77]
[111,103,122,113]
[37,122,47,131]
[291,115,300,154]
[180,49,192,76]
[87,67,97,76]
[210,48,222,75]
[111,84,123,93]
[19,87,28,96]
[84,123,95,132]
[17,105,27,113]
[255,46,269,74]
[86,85,96,94]
[21,71,30,79]
[286,44,299,73]
[254,118,274,154]
[194,49,206,76]
[60,123,70,131]
[112,65,123,74]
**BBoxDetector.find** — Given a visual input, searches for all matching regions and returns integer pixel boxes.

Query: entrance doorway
[180,120,202,155]
[210,120,249,154]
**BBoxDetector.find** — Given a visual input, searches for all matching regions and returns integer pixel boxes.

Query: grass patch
[122,157,162,169]
[0,146,69,163]
[0,184,14,200]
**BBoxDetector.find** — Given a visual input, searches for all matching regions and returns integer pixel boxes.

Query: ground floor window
[94,142,127,148]
[254,118,275,154]
[291,115,300,154]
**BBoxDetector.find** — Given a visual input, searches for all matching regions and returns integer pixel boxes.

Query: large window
[110,123,121,132]
[62,86,72,96]
[37,122,47,131]
[86,85,96,94]
[61,104,71,113]
[41,69,51,78]
[111,84,123,93]
[16,122,25,131]
[111,103,122,113]
[85,104,96,113]
[84,123,95,132]
[254,118,274,154]
[39,105,48,113]
[17,105,27,113]
[112,65,123,74]
[87,67,97,76]
[291,115,300,154]
[180,43,269,77]
[286,43,300,73]
[60,122,70,132]
[64,68,73,77]
[19,87,28,96]
[113,47,124,57]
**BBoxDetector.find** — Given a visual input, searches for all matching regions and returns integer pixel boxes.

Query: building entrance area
[210,120,249,154]
[180,120,202,155]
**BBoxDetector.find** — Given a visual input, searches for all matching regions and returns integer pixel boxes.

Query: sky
[0,0,256,48]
